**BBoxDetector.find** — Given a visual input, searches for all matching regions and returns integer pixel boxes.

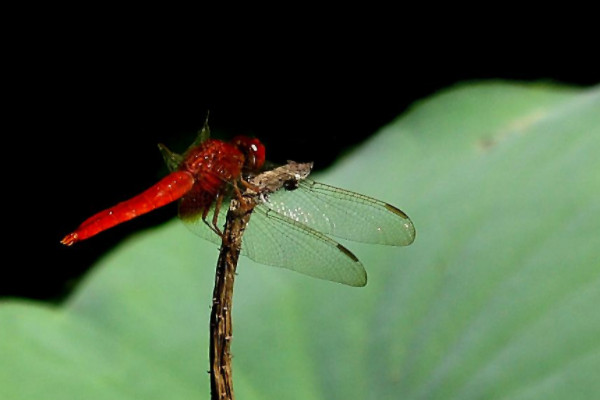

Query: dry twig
[209,162,313,400]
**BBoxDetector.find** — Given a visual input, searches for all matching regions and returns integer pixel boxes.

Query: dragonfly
[61,123,415,286]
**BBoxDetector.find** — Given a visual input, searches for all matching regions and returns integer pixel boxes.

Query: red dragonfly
[61,123,415,286]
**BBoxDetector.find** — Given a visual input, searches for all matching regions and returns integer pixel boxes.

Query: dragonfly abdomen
[61,171,194,245]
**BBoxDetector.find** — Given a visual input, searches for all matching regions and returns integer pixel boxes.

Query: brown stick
[209,162,313,400]
[209,196,251,399]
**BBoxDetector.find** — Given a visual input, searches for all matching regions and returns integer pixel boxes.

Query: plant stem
[209,196,252,400]
[208,161,313,400]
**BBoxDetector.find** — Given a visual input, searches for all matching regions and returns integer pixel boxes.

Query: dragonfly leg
[211,192,225,237]
[232,180,244,202]
[201,194,224,239]
[239,177,261,193]
[234,178,261,212]
[231,181,255,216]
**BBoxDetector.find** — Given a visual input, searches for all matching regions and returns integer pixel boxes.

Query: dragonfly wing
[243,206,367,286]
[158,117,212,173]
[188,115,211,149]
[261,179,416,246]
[179,197,366,286]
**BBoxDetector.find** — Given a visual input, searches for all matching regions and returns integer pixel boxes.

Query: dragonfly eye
[249,139,266,170]
[232,136,266,171]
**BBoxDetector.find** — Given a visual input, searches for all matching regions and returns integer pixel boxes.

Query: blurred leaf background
[4,15,600,398]
[2,81,599,399]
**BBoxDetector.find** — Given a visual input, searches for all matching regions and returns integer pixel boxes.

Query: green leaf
[2,82,599,399]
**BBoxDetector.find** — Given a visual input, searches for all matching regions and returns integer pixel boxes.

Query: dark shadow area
[5,32,598,302]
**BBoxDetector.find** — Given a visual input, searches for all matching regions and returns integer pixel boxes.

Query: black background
[4,18,598,302]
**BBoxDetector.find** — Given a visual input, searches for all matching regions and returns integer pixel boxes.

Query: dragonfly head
[232,136,266,171]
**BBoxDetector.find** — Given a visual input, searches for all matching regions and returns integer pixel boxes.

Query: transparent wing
[262,179,416,246]
[179,200,367,286]
[243,207,366,286]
